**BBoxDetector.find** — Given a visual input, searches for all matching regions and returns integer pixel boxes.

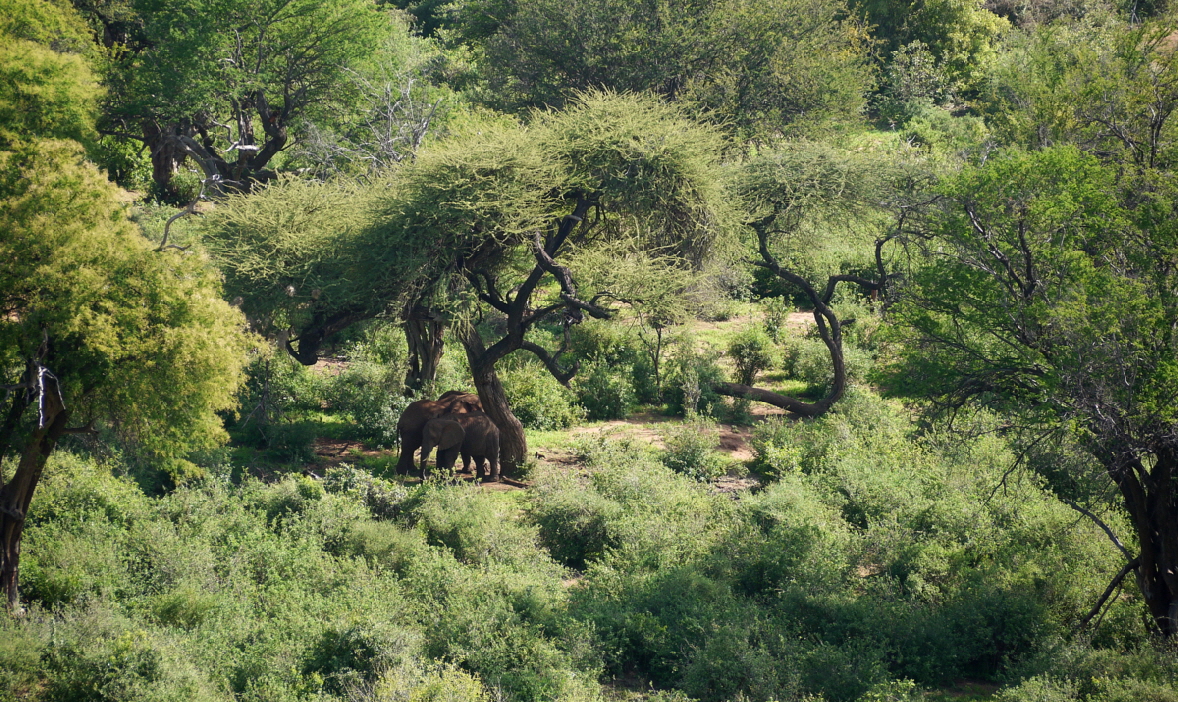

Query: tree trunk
[459,326,527,474]
[144,122,188,197]
[405,307,446,394]
[1114,445,1178,636]
[1,385,68,611]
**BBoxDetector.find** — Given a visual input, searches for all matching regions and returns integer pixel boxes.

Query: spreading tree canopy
[99,0,399,194]
[883,145,1178,636]
[0,0,253,609]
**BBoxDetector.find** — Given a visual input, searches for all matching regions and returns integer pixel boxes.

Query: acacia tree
[200,173,456,396]
[720,142,901,416]
[379,92,728,470]
[98,0,394,194]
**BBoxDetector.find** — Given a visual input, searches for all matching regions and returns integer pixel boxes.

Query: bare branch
[1062,498,1134,560]
[531,231,613,320]
[1077,557,1139,631]
[521,341,579,386]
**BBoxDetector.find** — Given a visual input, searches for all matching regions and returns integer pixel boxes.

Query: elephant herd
[395,390,501,482]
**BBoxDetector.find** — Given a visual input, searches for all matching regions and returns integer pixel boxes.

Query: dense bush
[575,363,636,420]
[790,336,874,388]
[9,387,1171,702]
[661,417,730,482]
[727,327,777,386]
[761,296,794,342]
[665,346,727,416]
[500,363,585,430]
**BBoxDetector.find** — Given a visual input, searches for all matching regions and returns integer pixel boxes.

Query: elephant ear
[443,420,465,448]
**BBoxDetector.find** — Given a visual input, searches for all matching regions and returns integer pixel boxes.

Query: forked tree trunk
[1,386,69,611]
[459,326,527,474]
[405,307,446,394]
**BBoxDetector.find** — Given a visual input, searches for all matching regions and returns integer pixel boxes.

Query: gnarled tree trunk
[1110,444,1178,636]
[458,325,527,473]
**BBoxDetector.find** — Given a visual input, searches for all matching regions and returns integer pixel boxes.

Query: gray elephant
[420,418,465,479]
[440,411,501,482]
[395,392,482,474]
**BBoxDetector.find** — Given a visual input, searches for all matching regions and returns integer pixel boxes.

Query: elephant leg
[397,431,421,475]
[460,451,472,474]
[439,446,461,481]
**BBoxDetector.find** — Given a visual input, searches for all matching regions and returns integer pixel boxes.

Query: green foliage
[661,417,729,482]
[0,0,97,149]
[761,297,794,343]
[575,363,636,420]
[200,177,400,339]
[324,332,411,447]
[90,135,152,192]
[792,336,873,389]
[105,0,398,178]
[665,345,727,416]
[501,363,585,430]
[475,0,873,136]
[727,327,777,386]
[854,0,1008,98]
[0,139,252,459]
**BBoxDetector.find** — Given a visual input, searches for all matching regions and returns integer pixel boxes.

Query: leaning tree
[373,91,729,470]
[719,141,907,417]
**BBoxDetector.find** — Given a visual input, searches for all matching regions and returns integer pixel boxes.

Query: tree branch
[521,341,579,386]
[531,231,613,321]
[1077,557,1139,630]
[1063,498,1134,560]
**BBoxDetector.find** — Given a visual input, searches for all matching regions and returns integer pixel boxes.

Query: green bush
[727,326,777,386]
[575,363,636,420]
[501,363,585,429]
[761,296,793,342]
[568,320,642,367]
[791,337,872,388]
[665,346,726,416]
[323,330,410,446]
[661,418,729,482]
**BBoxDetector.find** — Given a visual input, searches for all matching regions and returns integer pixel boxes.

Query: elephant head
[420,418,465,479]
[442,411,501,483]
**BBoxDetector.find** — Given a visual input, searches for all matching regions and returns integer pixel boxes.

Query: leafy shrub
[373,660,492,701]
[631,352,662,405]
[575,363,636,420]
[833,299,884,351]
[501,363,585,429]
[762,296,793,342]
[568,320,642,366]
[791,337,872,388]
[528,471,624,570]
[994,676,1079,702]
[665,345,726,416]
[661,418,729,482]
[324,463,410,520]
[325,341,409,446]
[727,326,777,386]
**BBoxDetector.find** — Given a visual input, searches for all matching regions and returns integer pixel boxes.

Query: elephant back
[438,391,483,414]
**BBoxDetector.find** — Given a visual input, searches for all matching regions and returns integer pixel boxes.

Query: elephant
[395,392,483,474]
[439,411,501,482]
[420,418,465,479]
